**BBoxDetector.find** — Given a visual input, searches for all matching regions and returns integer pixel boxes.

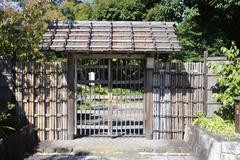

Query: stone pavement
[24,138,198,160]
[25,154,198,160]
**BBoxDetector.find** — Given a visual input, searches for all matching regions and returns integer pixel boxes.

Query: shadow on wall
[152,62,204,139]
[0,58,39,160]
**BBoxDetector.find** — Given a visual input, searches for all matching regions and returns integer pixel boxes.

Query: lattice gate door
[76,58,144,137]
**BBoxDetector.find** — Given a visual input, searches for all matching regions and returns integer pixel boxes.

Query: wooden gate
[76,58,144,137]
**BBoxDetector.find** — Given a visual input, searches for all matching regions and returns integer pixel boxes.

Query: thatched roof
[40,21,180,54]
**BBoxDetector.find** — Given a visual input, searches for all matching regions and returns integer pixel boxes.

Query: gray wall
[206,57,226,117]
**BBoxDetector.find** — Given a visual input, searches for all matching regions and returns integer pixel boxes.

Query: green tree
[0,1,49,61]
[0,0,65,61]
[58,0,92,20]
[74,2,92,20]
[174,7,205,61]
[181,0,240,58]
[145,0,184,22]
[91,0,146,21]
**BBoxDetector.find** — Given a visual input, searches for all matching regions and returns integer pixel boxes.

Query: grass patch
[77,85,143,96]
[78,104,92,110]
[193,114,235,140]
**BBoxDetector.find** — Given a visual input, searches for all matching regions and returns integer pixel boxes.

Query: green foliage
[145,0,184,22]
[193,114,235,140]
[77,85,143,96]
[59,1,92,20]
[209,43,240,122]
[0,1,61,61]
[182,0,240,57]
[91,0,146,21]
[78,104,92,110]
[59,1,76,20]
[174,7,204,61]
[0,101,15,140]
[74,2,92,20]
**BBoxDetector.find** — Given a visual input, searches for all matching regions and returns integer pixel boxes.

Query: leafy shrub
[0,101,15,140]
[77,85,143,96]
[78,104,92,110]
[209,43,240,122]
[193,114,235,140]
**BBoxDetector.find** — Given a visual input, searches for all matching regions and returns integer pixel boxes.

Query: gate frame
[67,53,154,139]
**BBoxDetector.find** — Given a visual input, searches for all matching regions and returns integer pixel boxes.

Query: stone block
[193,127,200,145]
[44,148,56,153]
[167,147,181,153]
[207,139,221,160]
[55,147,73,153]
[222,142,240,154]
[221,153,237,160]
[199,132,211,150]
[137,148,145,152]
[155,147,167,153]
[179,147,192,153]
[198,148,208,160]
[144,147,153,153]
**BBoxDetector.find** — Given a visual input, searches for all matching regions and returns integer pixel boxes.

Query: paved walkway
[37,138,192,154]
[25,138,198,160]
[25,154,198,160]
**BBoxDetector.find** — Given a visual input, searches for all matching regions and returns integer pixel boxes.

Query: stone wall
[184,125,240,160]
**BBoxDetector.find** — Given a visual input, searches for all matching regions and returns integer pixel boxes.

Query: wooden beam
[75,53,146,59]
[203,51,208,116]
[144,57,154,139]
[235,97,240,134]
[108,59,113,136]
[207,56,227,61]
[67,53,75,140]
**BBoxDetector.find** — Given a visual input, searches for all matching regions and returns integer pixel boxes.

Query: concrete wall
[184,125,240,160]
[205,57,227,117]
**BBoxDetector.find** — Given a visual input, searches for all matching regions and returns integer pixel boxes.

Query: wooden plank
[75,54,145,59]
[67,53,75,140]
[235,98,240,133]
[144,57,154,139]
[203,51,208,115]
[108,59,113,136]
[207,56,227,61]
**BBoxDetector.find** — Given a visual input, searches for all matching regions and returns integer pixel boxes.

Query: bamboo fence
[153,62,204,139]
[14,62,68,140]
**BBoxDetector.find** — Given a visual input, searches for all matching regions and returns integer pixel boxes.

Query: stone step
[35,138,193,156]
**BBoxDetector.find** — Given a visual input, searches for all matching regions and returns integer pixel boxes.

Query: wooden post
[108,59,113,136]
[203,51,208,116]
[67,53,75,140]
[144,57,154,139]
[235,97,240,133]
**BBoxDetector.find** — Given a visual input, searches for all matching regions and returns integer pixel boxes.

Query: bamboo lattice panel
[15,62,68,140]
[153,62,204,140]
